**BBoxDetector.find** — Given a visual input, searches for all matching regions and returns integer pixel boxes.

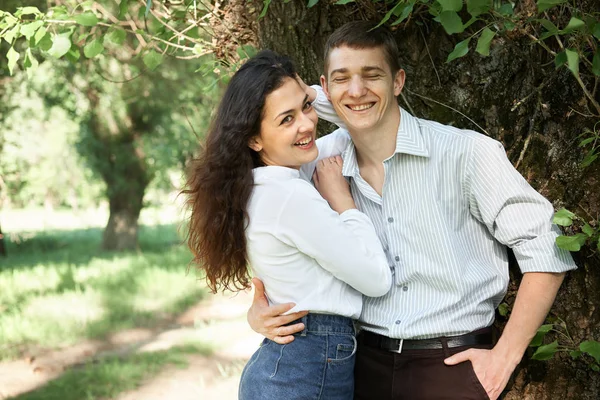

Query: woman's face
[250,78,318,169]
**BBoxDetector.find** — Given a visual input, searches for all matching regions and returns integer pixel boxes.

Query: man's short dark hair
[323,21,401,77]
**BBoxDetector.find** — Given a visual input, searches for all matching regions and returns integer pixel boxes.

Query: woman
[184,50,391,399]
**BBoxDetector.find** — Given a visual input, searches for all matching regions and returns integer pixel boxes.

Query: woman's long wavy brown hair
[183,50,297,293]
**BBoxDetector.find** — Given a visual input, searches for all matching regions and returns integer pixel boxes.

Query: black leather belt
[360,329,493,353]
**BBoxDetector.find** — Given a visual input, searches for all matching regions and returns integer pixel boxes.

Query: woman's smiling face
[250,77,318,169]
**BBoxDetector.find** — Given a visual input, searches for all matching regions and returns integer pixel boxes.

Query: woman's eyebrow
[274,94,309,121]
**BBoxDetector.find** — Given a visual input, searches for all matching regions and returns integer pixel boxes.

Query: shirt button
[388,217,394,223]
[394,256,400,261]
[395,320,401,325]
[403,286,408,292]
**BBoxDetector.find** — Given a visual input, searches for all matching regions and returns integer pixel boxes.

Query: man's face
[321,45,405,134]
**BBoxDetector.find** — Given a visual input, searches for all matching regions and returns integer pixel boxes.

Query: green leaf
[65,45,81,63]
[4,24,20,44]
[15,6,42,16]
[375,2,405,29]
[592,364,600,372]
[439,0,462,12]
[593,52,600,77]
[594,23,600,41]
[554,51,567,69]
[107,28,126,45]
[20,21,44,40]
[48,34,71,58]
[307,0,319,8]
[119,0,129,19]
[24,48,39,79]
[392,3,414,26]
[143,50,163,70]
[582,152,598,168]
[466,0,491,17]
[335,0,355,4]
[580,340,600,363]
[565,48,579,76]
[83,38,104,58]
[555,234,587,252]
[33,25,47,46]
[75,11,99,27]
[7,46,19,76]
[582,223,595,237]
[530,324,553,347]
[553,208,575,226]
[579,137,596,147]
[259,0,272,18]
[145,0,153,17]
[476,27,495,56]
[447,38,470,62]
[569,350,583,360]
[532,340,559,360]
[497,3,513,16]
[562,17,585,33]
[237,44,257,60]
[439,11,464,34]
[536,0,567,13]
[38,32,53,51]
[538,19,559,34]
[497,302,510,317]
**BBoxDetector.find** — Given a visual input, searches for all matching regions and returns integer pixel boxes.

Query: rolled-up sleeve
[466,136,576,274]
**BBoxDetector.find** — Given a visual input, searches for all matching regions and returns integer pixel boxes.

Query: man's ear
[248,136,262,152]
[320,75,331,102]
[393,69,406,97]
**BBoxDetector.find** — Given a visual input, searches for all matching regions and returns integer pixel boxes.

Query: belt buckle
[390,339,404,354]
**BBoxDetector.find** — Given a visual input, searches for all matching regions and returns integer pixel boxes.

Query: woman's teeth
[295,138,311,146]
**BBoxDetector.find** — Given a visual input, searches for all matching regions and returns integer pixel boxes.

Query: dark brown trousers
[354,334,493,400]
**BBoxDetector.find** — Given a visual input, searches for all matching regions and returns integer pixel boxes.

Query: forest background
[0,0,599,399]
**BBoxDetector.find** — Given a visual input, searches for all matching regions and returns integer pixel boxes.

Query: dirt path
[0,290,262,400]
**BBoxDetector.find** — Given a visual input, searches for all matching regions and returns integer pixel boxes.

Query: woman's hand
[313,156,356,214]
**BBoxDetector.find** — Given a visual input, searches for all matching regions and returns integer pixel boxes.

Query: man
[247,21,576,400]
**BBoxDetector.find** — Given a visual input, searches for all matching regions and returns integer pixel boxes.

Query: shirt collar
[253,166,300,184]
[341,107,429,177]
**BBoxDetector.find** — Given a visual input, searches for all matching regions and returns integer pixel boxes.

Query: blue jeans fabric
[238,313,357,400]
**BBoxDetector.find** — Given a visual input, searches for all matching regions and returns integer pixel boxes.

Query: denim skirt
[238,313,357,400]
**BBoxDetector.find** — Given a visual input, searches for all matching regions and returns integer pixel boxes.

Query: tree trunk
[102,187,144,252]
[0,221,6,257]
[216,0,600,398]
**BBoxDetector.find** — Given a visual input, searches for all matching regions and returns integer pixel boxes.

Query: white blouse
[246,166,392,318]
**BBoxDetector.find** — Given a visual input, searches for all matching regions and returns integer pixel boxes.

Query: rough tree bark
[214,0,600,398]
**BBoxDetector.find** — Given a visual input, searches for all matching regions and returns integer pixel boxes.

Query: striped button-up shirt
[304,90,576,339]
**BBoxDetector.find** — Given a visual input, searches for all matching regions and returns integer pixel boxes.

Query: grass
[11,342,213,400]
[0,222,207,360]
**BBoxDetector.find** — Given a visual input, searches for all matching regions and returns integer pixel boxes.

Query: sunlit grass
[11,342,213,400]
[0,223,206,360]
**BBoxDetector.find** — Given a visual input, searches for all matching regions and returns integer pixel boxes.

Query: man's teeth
[349,103,374,111]
[295,138,311,146]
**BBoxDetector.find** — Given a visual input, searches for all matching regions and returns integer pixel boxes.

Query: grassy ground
[0,209,258,400]
[0,223,206,361]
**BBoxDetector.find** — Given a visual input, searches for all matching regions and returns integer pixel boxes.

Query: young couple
[185,21,576,400]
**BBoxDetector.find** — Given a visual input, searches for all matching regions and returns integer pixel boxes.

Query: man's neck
[349,107,401,168]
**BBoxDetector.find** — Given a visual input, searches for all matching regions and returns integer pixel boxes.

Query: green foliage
[527,316,600,371]
[553,208,599,253]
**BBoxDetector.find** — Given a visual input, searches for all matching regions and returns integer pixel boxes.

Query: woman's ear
[248,136,263,152]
